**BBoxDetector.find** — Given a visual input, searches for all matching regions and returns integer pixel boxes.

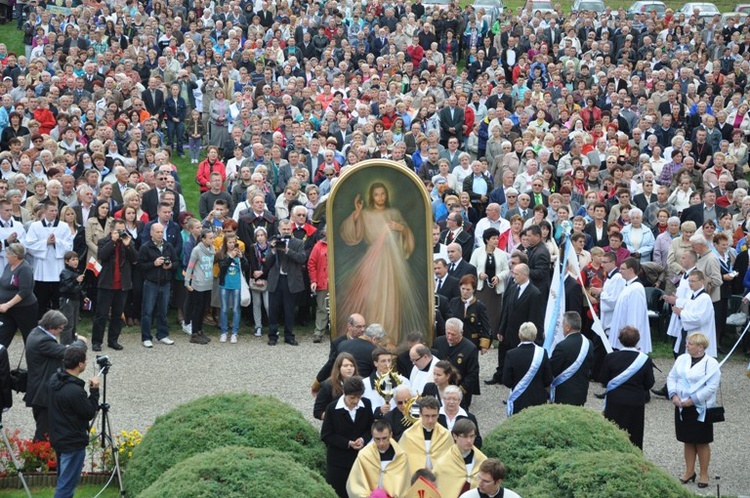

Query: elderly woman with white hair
[654,215,681,268]
[437,385,484,449]
[621,208,656,262]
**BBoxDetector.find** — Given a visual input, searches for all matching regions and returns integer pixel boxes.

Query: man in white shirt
[473,203,510,249]
[0,199,25,273]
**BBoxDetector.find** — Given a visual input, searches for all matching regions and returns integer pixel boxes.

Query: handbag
[248,278,268,293]
[704,362,725,424]
[240,277,252,307]
[9,346,27,394]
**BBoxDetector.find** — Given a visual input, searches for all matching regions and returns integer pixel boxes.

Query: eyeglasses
[396,400,406,405]
[410,354,424,364]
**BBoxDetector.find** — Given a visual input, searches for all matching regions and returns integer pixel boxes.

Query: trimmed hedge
[123,393,325,496]
[516,450,694,498]
[137,446,337,498]
[482,404,639,486]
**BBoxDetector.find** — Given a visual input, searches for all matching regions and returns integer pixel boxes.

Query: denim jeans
[55,449,86,498]
[219,287,241,334]
[167,121,185,155]
[141,280,171,341]
[188,137,202,161]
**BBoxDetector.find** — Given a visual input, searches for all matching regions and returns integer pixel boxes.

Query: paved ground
[1,327,748,497]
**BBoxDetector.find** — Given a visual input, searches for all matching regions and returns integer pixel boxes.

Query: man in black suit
[502,321,553,415]
[266,220,307,346]
[440,213,474,262]
[564,273,583,317]
[24,310,88,441]
[550,312,593,406]
[433,317,481,408]
[632,179,657,212]
[313,314,367,390]
[680,189,727,227]
[525,225,551,305]
[446,244,477,280]
[600,326,655,449]
[438,94,465,147]
[528,180,549,207]
[487,263,544,384]
[141,77,165,123]
[434,258,460,302]
[338,324,387,378]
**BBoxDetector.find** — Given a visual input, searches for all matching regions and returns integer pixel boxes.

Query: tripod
[89,363,125,498]
[0,421,31,498]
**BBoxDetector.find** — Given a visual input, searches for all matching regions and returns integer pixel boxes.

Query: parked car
[571,0,606,13]
[422,0,453,12]
[523,0,555,14]
[678,2,720,19]
[472,0,505,24]
[734,4,750,13]
[721,12,748,25]
[626,0,667,18]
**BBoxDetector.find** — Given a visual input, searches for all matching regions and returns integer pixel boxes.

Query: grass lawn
[0,484,121,497]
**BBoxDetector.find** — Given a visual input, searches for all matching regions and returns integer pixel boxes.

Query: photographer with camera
[267,219,307,346]
[91,220,138,352]
[48,347,99,498]
[137,223,178,348]
[25,310,87,442]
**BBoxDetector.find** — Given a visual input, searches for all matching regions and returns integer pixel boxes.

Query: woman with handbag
[0,243,38,348]
[248,227,272,338]
[667,332,721,489]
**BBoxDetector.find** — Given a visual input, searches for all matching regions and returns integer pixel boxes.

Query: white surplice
[666,270,695,339]
[25,219,73,281]
[0,217,26,273]
[673,290,717,358]
[608,278,652,353]
[599,271,625,332]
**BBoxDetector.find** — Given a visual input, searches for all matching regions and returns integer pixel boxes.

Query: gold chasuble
[433,445,487,498]
[399,422,453,472]
[346,439,410,498]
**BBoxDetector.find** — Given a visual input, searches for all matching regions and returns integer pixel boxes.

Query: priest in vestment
[400,396,452,472]
[433,419,487,498]
[607,257,652,353]
[347,420,410,498]
[597,251,625,332]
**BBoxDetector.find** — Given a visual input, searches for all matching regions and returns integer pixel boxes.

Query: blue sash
[550,337,590,402]
[507,344,544,417]
[602,352,649,411]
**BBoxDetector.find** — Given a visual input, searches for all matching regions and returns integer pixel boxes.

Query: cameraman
[267,219,307,346]
[137,223,178,348]
[48,347,99,498]
[91,220,138,352]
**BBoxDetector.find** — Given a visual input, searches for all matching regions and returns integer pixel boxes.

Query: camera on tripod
[96,355,112,369]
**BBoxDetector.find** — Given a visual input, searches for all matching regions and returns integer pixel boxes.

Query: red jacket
[34,108,57,135]
[307,238,328,291]
[195,159,226,193]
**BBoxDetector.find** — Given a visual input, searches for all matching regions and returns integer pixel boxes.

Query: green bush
[482,404,639,486]
[137,446,337,498]
[123,393,325,496]
[516,450,694,498]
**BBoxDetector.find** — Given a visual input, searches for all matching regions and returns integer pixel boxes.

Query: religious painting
[328,159,434,347]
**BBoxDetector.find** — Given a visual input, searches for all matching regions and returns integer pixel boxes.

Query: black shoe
[651,386,668,398]
[594,392,606,399]
[313,336,322,344]
[108,342,124,351]
[92,344,102,352]
[285,339,299,346]
[190,334,209,345]
[484,379,500,385]
[679,473,696,484]
[697,482,708,489]
[267,338,278,346]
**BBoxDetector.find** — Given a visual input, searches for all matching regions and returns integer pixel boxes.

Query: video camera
[96,355,112,369]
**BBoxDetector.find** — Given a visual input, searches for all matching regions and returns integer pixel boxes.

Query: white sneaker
[142,340,153,348]
[230,334,237,344]
[219,333,227,343]
[181,321,192,335]
[254,327,262,337]
[159,337,175,345]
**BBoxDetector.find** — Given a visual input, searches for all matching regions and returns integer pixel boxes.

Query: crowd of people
[0,0,741,494]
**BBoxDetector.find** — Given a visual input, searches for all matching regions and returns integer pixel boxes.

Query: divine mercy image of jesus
[329,162,432,346]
